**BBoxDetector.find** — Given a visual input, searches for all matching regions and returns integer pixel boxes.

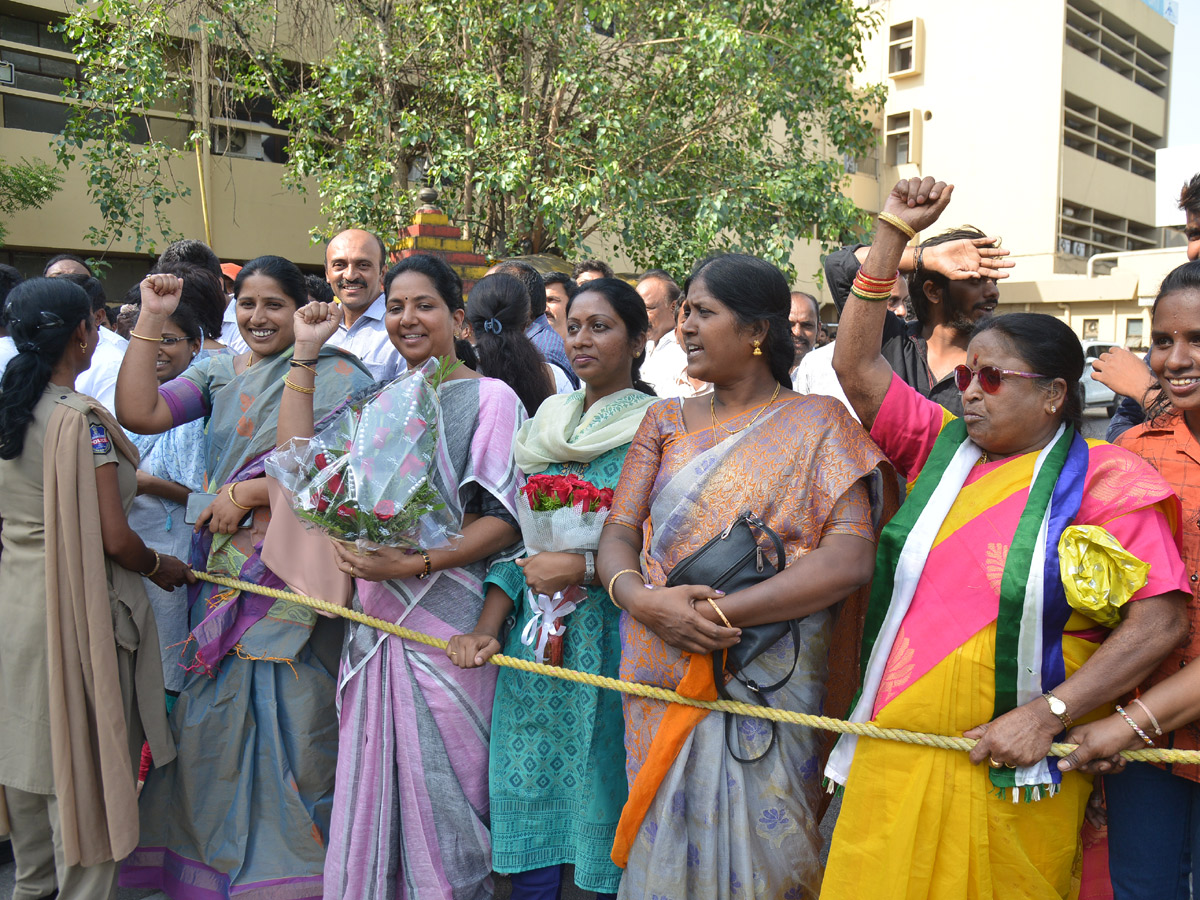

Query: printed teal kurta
[486,444,630,893]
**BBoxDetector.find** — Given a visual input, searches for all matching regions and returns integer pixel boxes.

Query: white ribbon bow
[520,589,579,664]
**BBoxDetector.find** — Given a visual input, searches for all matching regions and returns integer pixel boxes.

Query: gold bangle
[606,568,642,607]
[141,550,161,578]
[289,361,317,375]
[283,376,316,394]
[705,597,733,628]
[129,331,164,343]
[878,211,917,240]
[227,482,254,511]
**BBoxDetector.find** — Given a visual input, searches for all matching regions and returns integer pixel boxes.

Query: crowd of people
[0,170,1199,900]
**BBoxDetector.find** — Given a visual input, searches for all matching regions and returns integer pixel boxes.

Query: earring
[79,341,87,350]
[1050,405,1057,414]
[752,340,762,356]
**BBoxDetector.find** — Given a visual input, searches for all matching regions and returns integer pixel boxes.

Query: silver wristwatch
[1043,691,1073,731]
[584,550,596,585]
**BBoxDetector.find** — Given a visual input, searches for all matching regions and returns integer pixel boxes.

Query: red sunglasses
[954,364,1047,394]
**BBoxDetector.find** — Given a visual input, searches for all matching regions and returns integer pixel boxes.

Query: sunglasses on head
[954,364,1047,394]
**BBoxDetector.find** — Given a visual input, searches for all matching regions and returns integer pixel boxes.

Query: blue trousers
[508,865,617,900]
[1105,763,1200,899]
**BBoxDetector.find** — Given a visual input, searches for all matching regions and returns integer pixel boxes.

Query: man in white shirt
[324,228,403,382]
[57,273,127,413]
[788,290,857,419]
[636,270,689,397]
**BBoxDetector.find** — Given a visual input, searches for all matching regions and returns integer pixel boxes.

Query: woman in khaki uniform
[0,278,192,900]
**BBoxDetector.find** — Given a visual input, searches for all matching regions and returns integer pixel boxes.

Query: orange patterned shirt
[1117,413,1200,783]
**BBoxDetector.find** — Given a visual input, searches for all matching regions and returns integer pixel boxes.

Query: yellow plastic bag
[1058,525,1150,628]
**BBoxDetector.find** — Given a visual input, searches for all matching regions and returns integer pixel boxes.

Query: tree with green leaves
[0,157,64,245]
[57,0,883,277]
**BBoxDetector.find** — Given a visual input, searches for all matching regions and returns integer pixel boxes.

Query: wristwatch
[1043,691,1073,731]
[584,551,596,585]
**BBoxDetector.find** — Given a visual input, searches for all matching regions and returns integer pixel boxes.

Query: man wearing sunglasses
[822,226,1012,416]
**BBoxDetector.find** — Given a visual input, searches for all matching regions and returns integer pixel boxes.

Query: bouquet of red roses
[266,357,461,551]
[516,473,615,665]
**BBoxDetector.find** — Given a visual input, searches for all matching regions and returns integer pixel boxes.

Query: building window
[1082,319,1099,341]
[885,111,920,166]
[888,19,924,78]
[1064,0,1170,98]
[1125,318,1145,350]
[1059,199,1156,256]
[1062,93,1159,181]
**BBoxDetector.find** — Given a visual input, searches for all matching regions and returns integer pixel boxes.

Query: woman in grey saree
[598,253,888,899]
[114,260,374,899]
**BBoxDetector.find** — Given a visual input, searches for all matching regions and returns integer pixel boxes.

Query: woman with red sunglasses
[821,176,1192,900]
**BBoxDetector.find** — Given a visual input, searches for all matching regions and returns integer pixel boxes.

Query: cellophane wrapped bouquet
[517,473,615,666]
[266,357,461,552]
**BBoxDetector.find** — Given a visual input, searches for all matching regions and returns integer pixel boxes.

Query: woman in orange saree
[598,253,889,898]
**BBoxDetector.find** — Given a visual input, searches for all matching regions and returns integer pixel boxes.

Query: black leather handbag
[665,512,800,762]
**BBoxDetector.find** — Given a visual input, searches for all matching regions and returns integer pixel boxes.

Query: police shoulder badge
[90,423,112,454]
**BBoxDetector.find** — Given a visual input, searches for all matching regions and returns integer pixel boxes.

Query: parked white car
[1080,342,1122,417]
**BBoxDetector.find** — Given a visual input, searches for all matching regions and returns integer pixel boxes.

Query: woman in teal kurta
[448,278,656,899]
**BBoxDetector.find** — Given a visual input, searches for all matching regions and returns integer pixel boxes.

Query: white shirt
[550,362,574,394]
[792,341,857,421]
[0,336,16,379]
[76,326,128,414]
[220,299,250,354]
[326,294,403,382]
[641,329,691,398]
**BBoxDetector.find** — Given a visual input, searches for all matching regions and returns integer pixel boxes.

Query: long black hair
[567,277,655,395]
[683,253,794,389]
[468,274,554,416]
[235,255,309,307]
[971,312,1085,432]
[1145,260,1200,423]
[0,278,93,459]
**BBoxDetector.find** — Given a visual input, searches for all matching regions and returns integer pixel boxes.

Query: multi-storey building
[789,0,1183,347]
[0,0,325,292]
[0,0,1185,346]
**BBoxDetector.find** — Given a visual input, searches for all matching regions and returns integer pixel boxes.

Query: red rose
[336,504,357,519]
[313,491,330,513]
[315,452,331,471]
[374,500,396,520]
[597,488,615,510]
[326,472,345,497]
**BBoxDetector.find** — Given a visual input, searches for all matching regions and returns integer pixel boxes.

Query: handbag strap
[745,513,785,573]
[716,618,802,764]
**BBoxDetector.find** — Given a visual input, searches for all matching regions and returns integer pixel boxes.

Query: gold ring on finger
[989,757,1003,769]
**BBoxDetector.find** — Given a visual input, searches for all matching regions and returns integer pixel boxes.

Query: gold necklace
[977,450,989,465]
[710,383,782,436]
[245,351,256,369]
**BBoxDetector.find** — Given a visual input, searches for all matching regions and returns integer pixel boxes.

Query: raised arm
[116,274,185,434]
[833,178,954,428]
[275,301,344,448]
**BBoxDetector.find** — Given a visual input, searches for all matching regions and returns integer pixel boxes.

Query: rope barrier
[192,570,1200,765]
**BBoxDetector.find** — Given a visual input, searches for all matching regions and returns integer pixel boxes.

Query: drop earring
[752,340,762,356]
[80,341,87,350]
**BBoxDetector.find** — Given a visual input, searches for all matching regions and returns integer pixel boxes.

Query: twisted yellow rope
[193,571,1200,764]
